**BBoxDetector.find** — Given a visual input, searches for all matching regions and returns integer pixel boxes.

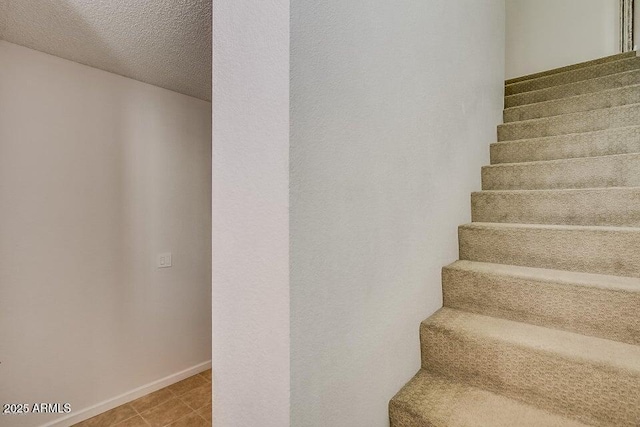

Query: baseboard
[41,360,212,427]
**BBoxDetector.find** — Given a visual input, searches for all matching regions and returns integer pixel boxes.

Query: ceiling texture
[0,0,212,101]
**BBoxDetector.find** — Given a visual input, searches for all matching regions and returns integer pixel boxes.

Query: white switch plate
[158,252,172,268]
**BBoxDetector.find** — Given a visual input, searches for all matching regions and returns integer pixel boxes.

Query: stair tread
[462,221,640,233]
[504,83,640,118]
[498,103,640,141]
[390,369,588,427]
[505,69,640,107]
[505,57,640,95]
[446,260,640,293]
[483,151,640,169]
[459,222,640,278]
[475,186,640,193]
[499,102,640,128]
[444,260,640,345]
[491,124,640,146]
[505,52,636,85]
[425,308,640,374]
[472,187,640,228]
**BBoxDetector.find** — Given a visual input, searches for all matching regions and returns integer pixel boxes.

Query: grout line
[177,396,193,411]
[109,406,141,427]
[161,410,198,427]
[131,403,142,416]
[134,390,178,418]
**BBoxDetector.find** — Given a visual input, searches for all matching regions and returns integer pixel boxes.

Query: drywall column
[506,0,619,78]
[212,1,290,426]
[290,1,505,425]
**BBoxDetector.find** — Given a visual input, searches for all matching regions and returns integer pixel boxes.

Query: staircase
[389,51,640,426]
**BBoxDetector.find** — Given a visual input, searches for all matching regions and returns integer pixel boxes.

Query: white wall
[506,0,619,79]
[0,41,212,427]
[289,1,505,426]
[211,1,290,426]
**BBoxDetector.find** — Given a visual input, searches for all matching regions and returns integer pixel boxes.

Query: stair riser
[505,51,636,85]
[506,69,640,108]
[420,322,640,426]
[388,403,423,427]
[506,57,640,95]
[504,85,640,123]
[482,154,640,191]
[490,126,640,164]
[471,189,640,227]
[498,104,640,141]
[459,225,640,277]
[390,370,589,427]
[442,266,640,345]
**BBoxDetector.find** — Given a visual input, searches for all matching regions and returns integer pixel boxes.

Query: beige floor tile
[72,404,137,427]
[196,404,212,422]
[168,376,208,397]
[140,398,192,427]
[113,415,149,427]
[198,370,212,382]
[167,412,210,427]
[130,388,174,413]
[179,384,211,410]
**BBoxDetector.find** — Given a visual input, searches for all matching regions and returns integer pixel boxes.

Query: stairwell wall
[506,0,619,79]
[289,1,505,425]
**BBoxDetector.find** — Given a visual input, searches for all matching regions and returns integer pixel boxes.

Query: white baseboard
[41,360,212,427]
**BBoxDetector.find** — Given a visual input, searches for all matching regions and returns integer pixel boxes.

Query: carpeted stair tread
[482,152,640,190]
[389,369,588,427]
[506,68,640,108]
[471,187,640,227]
[420,308,640,426]
[498,103,640,141]
[490,125,640,164]
[505,51,636,85]
[504,84,640,123]
[458,222,640,277]
[505,56,640,95]
[443,260,640,345]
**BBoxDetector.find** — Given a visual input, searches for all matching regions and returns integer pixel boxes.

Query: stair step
[420,308,640,426]
[506,56,640,95]
[504,84,640,123]
[482,153,640,190]
[390,369,588,427]
[443,260,640,345]
[458,222,640,277]
[490,126,640,164]
[498,103,640,141]
[506,69,640,108]
[505,51,636,85]
[472,187,640,227]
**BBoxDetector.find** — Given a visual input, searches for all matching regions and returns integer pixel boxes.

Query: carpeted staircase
[389,52,640,426]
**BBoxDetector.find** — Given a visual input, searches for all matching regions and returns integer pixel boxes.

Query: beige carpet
[389,51,640,426]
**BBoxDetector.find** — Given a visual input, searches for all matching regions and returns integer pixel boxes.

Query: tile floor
[72,370,212,427]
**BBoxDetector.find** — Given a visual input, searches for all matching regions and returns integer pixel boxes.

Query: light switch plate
[158,252,172,268]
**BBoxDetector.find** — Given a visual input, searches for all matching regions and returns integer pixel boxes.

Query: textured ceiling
[0,0,211,101]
